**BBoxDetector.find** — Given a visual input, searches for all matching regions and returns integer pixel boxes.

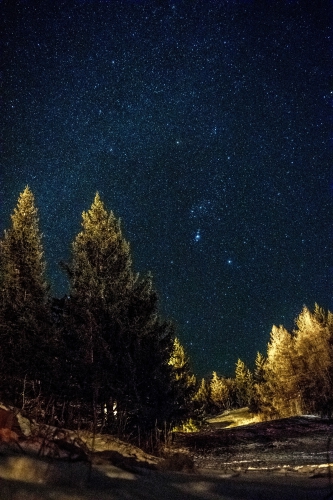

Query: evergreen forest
[0,187,332,450]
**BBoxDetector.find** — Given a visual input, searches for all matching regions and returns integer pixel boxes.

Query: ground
[178,408,333,471]
[0,407,333,499]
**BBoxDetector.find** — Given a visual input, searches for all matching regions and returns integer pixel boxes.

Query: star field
[2,0,332,377]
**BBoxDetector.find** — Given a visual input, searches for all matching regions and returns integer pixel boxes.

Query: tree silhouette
[0,187,54,407]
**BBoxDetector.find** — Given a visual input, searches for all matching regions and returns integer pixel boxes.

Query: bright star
[195,229,201,242]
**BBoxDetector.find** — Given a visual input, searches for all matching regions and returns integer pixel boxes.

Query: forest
[0,187,332,450]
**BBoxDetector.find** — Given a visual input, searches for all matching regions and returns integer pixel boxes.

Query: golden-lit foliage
[207,407,261,428]
[0,186,47,303]
[71,192,133,302]
[210,372,236,411]
[192,377,210,407]
[260,325,300,417]
[169,337,195,385]
[169,337,197,421]
[293,304,333,414]
[235,358,254,407]
[0,187,54,407]
[258,304,333,417]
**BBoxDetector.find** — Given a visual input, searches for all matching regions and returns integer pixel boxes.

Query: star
[2,0,330,379]
[194,230,201,242]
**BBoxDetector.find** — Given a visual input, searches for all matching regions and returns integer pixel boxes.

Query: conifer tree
[235,359,253,408]
[193,377,211,416]
[249,352,266,412]
[0,187,53,406]
[210,372,225,410]
[210,372,236,411]
[253,352,266,384]
[293,305,333,415]
[169,337,197,421]
[260,325,300,417]
[121,275,176,434]
[62,193,131,427]
[63,193,175,436]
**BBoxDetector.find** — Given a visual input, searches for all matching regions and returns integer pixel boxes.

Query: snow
[0,407,332,498]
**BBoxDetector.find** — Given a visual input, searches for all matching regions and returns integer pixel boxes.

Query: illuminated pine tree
[235,359,253,408]
[253,352,266,383]
[0,187,48,304]
[259,306,333,418]
[210,372,225,410]
[62,193,133,427]
[210,372,236,411]
[293,305,333,415]
[249,352,266,412]
[64,193,175,435]
[193,377,211,415]
[169,337,197,421]
[71,193,133,303]
[260,325,300,417]
[0,187,53,405]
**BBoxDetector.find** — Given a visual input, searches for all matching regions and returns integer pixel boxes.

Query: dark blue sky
[2,0,332,377]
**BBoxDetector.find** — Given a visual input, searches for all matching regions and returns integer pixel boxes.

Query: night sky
[2,1,332,377]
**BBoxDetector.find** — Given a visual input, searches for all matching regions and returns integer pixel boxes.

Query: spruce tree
[253,352,266,384]
[209,372,236,412]
[0,187,53,407]
[257,306,333,418]
[293,305,333,415]
[168,337,197,422]
[64,193,175,436]
[210,372,227,411]
[120,274,176,435]
[260,325,300,417]
[249,352,266,412]
[235,359,253,408]
[62,193,131,428]
[193,377,211,416]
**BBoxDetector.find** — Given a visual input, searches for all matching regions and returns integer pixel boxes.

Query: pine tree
[62,193,128,427]
[210,372,236,411]
[0,187,53,407]
[193,377,211,416]
[258,306,333,418]
[169,337,197,422]
[210,372,225,410]
[249,352,266,412]
[63,193,175,436]
[253,352,266,384]
[235,359,253,408]
[260,325,300,417]
[293,305,333,415]
[120,274,176,435]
